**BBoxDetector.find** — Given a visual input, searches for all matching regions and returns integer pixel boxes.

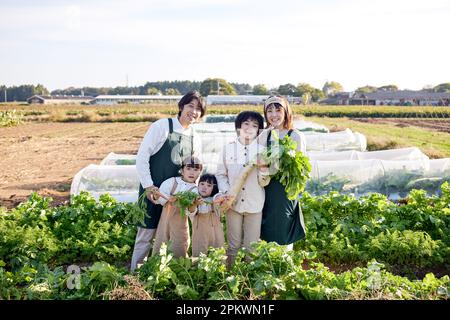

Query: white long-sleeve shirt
[155,177,198,215]
[215,138,270,214]
[136,117,202,188]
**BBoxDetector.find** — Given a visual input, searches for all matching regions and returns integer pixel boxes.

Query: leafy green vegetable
[1,183,449,300]
[261,130,312,199]
[126,190,150,226]
[174,191,199,217]
[115,159,136,165]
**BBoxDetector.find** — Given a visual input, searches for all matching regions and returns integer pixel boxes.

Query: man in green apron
[131,91,205,272]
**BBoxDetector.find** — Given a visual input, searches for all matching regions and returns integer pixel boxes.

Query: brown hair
[178,91,206,118]
[263,95,294,130]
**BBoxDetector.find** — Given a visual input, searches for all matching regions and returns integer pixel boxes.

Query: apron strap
[267,130,272,148]
[169,177,178,195]
[190,127,194,157]
[168,118,173,134]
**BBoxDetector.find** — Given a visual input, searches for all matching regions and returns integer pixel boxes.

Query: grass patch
[308,116,450,158]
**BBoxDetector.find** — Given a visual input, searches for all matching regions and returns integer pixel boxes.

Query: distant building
[319,92,353,105]
[27,95,94,104]
[350,90,450,106]
[91,95,182,105]
[319,90,450,106]
[206,95,302,105]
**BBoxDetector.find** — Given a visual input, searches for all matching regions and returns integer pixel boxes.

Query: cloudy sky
[1,0,449,91]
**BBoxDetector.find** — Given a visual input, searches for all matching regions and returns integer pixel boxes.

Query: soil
[353,118,450,133]
[2,118,449,208]
[0,122,150,208]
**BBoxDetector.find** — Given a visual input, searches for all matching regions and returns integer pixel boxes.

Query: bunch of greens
[261,130,312,200]
[115,159,136,165]
[174,191,199,217]
[126,190,150,226]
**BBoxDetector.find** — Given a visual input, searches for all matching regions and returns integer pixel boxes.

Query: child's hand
[213,195,226,205]
[256,156,269,171]
[168,196,177,203]
[220,195,235,211]
[188,203,197,213]
[196,198,205,206]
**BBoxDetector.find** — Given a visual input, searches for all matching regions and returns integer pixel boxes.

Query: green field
[2,103,449,158]
[309,117,450,158]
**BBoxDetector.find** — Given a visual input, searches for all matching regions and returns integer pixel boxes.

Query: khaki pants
[226,209,262,267]
[191,213,225,257]
[152,203,190,258]
[130,227,156,272]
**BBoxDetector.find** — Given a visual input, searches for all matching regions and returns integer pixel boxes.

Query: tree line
[1,80,449,102]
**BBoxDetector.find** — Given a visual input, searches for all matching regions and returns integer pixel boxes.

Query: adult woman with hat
[130,91,205,271]
[259,95,307,248]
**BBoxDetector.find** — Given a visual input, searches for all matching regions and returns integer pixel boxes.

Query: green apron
[261,130,306,245]
[138,118,194,229]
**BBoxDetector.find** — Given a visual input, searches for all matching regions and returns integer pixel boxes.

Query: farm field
[1,103,450,123]
[1,109,450,208]
[1,186,448,300]
[1,104,449,300]
[0,122,147,208]
[308,117,450,158]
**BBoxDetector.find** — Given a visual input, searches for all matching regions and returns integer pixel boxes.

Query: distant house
[91,95,182,105]
[350,91,450,106]
[27,95,94,104]
[206,95,302,105]
[206,95,268,105]
[319,92,352,105]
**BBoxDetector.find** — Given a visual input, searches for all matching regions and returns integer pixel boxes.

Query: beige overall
[191,201,225,257]
[152,179,195,258]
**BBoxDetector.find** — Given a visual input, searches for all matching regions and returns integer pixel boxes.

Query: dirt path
[354,118,450,133]
[2,118,448,209]
[0,122,150,208]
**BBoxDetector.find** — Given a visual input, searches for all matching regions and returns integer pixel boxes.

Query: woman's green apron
[261,130,306,245]
[138,118,194,229]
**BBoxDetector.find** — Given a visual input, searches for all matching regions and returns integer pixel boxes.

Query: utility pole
[126,74,129,87]
[4,89,7,102]
[217,79,220,95]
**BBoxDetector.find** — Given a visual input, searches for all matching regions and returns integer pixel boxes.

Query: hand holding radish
[217,194,235,211]
[256,157,270,172]
[146,186,169,204]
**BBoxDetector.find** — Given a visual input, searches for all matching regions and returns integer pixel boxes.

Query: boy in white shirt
[214,111,270,267]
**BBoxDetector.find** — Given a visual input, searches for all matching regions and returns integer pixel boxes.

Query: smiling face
[238,119,260,142]
[179,98,202,127]
[266,103,286,129]
[181,165,202,183]
[198,181,214,197]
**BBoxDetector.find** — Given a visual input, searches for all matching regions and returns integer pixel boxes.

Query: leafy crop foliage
[0,185,449,300]
[298,182,450,268]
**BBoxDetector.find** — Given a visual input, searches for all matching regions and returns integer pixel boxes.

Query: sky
[0,0,449,91]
